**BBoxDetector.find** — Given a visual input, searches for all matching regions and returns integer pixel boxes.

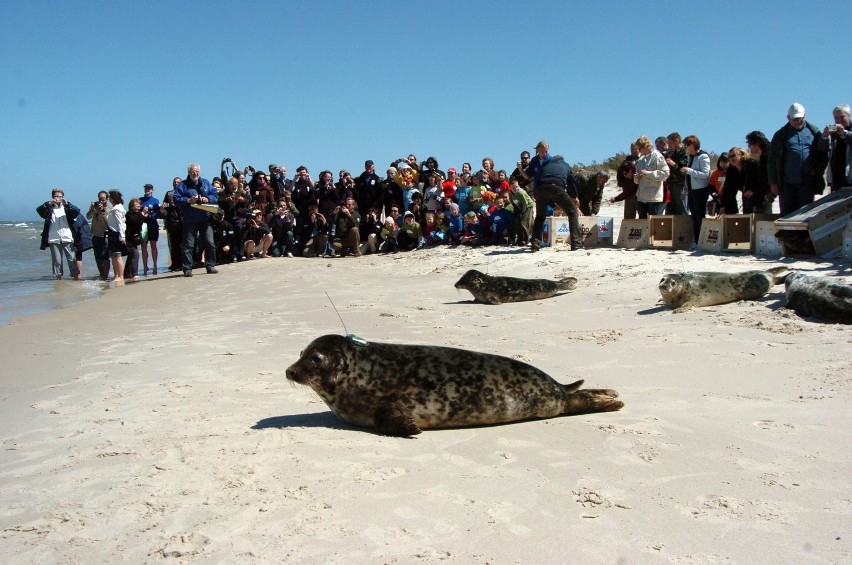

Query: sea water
[0,222,160,325]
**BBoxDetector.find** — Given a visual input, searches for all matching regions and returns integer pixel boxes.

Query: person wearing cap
[139,183,160,275]
[517,140,583,252]
[767,103,829,215]
[577,170,610,216]
[441,168,458,200]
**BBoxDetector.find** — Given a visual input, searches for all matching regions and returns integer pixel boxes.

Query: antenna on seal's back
[325,292,367,346]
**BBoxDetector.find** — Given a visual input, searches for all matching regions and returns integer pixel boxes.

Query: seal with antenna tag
[325,292,368,347]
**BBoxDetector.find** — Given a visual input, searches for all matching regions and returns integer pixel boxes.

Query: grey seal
[784,272,852,324]
[454,269,577,305]
[286,334,623,437]
[659,266,789,313]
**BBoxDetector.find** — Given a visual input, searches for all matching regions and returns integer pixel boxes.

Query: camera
[827,124,838,132]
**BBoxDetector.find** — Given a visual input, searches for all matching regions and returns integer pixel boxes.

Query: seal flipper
[767,266,790,285]
[374,402,422,437]
[562,389,623,415]
[562,379,585,394]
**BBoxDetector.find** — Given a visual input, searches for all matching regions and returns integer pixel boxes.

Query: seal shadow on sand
[444,291,573,306]
[253,412,365,433]
[640,291,790,316]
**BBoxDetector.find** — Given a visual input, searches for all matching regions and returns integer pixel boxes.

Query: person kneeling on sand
[242,210,272,258]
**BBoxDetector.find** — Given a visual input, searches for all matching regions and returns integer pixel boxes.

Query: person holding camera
[37,187,82,280]
[242,210,273,259]
[822,104,851,191]
[86,190,112,280]
[173,163,219,276]
[331,198,361,257]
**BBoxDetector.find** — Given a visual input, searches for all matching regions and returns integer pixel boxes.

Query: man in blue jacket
[173,163,219,276]
[518,140,582,252]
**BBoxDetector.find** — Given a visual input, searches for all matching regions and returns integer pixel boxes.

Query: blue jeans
[637,201,665,219]
[181,220,216,271]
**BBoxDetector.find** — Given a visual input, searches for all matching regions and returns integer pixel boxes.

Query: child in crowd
[489,194,515,245]
[401,179,420,214]
[379,216,399,254]
[493,169,510,193]
[460,211,488,247]
[446,203,464,245]
[507,178,534,246]
[422,211,445,247]
[468,174,486,211]
[423,174,443,213]
[455,182,472,217]
[397,211,423,251]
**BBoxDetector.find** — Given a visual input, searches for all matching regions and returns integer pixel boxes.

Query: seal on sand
[286,334,623,437]
[658,266,789,313]
[454,269,577,305]
[784,272,852,324]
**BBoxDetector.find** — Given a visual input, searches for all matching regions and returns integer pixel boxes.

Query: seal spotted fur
[784,272,852,324]
[659,266,789,313]
[454,269,577,305]
[286,334,623,436]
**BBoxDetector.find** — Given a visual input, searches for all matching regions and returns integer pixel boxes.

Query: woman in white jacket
[680,135,712,244]
[633,135,670,218]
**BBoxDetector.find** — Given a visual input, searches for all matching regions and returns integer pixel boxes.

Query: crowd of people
[38,102,851,280]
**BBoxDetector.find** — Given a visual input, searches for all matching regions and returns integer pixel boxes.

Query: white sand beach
[1,194,851,563]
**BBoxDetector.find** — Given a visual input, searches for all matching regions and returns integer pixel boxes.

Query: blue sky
[1,0,846,220]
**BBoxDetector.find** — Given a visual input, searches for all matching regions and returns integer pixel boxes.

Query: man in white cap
[767,103,828,215]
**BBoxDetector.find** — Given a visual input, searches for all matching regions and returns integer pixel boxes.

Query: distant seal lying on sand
[286,334,623,437]
[659,266,789,313]
[784,272,852,324]
[454,269,577,305]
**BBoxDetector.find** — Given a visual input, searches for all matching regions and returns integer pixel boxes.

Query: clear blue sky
[1,0,846,221]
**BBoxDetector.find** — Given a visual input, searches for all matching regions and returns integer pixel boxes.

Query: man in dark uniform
[518,140,582,252]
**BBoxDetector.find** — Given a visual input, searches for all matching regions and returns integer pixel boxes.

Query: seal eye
[310,354,324,366]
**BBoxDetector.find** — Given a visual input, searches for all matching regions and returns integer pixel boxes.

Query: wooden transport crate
[649,215,693,250]
[579,216,614,247]
[541,216,571,247]
[754,220,784,257]
[697,216,724,252]
[616,219,650,249]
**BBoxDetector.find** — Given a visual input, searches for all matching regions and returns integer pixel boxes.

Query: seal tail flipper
[563,389,624,415]
[562,379,585,394]
[767,266,790,285]
[557,277,578,291]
